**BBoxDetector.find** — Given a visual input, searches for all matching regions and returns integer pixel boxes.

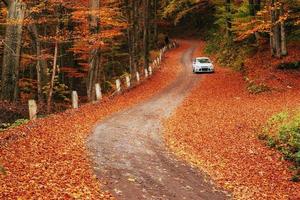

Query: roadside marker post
[72,91,79,109]
[148,66,153,75]
[136,72,140,82]
[95,83,102,101]
[125,75,131,88]
[144,68,149,78]
[116,79,121,93]
[28,99,37,120]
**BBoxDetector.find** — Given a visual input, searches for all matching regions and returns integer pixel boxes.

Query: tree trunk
[1,0,26,101]
[126,0,135,76]
[133,0,139,73]
[143,0,150,69]
[274,5,281,58]
[28,24,49,103]
[87,0,100,102]
[151,0,158,48]
[153,0,158,45]
[270,0,276,56]
[270,0,281,57]
[280,3,287,56]
[47,36,58,113]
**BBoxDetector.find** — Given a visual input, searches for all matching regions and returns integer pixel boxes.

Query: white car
[192,57,214,73]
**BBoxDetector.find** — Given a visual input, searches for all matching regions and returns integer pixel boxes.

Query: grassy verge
[0,119,29,132]
[259,110,300,182]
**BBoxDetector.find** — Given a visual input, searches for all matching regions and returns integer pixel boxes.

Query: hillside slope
[164,55,300,199]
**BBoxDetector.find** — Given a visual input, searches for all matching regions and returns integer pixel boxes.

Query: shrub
[278,61,300,70]
[261,110,300,181]
[245,78,271,94]
[42,76,70,102]
[0,119,29,132]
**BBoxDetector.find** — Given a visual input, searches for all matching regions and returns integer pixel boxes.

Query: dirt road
[87,41,230,200]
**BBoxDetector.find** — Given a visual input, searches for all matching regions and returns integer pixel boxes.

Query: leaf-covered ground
[0,42,187,199]
[164,44,300,199]
[244,42,300,91]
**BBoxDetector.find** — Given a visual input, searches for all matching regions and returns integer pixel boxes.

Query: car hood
[195,63,213,68]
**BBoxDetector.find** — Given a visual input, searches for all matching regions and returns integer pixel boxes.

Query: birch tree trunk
[1,0,26,101]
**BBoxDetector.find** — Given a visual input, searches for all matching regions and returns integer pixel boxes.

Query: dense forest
[0,0,299,117]
[0,0,166,113]
[1,0,300,199]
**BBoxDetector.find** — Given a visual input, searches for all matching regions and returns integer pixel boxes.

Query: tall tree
[1,0,26,101]
[143,0,150,69]
[87,0,101,101]
[270,0,287,58]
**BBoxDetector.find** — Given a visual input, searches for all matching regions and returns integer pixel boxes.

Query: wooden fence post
[72,91,79,109]
[95,83,102,101]
[28,99,37,120]
[116,79,121,93]
[125,75,131,88]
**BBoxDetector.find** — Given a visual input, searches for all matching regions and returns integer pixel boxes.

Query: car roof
[195,57,210,60]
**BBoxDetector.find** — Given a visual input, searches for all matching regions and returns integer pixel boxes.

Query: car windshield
[197,58,210,63]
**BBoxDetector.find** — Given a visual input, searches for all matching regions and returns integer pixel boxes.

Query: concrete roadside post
[72,91,79,109]
[116,79,121,93]
[159,51,162,62]
[148,66,153,76]
[95,83,102,101]
[28,99,37,120]
[136,72,140,82]
[125,75,131,88]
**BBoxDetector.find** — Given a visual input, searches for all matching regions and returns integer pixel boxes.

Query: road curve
[87,41,229,200]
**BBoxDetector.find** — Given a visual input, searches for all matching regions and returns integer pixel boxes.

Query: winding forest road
[87,41,229,200]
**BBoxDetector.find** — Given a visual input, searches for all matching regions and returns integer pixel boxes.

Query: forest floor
[0,40,188,199]
[164,43,300,199]
[1,39,299,200]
